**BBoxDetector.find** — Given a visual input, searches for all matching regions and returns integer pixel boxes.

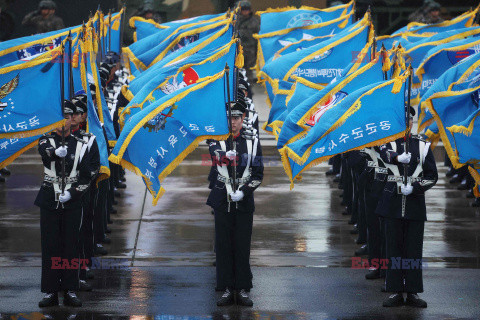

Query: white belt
[44,174,78,184]
[217,175,251,185]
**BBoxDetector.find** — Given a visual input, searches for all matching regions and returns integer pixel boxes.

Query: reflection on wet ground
[1,86,480,318]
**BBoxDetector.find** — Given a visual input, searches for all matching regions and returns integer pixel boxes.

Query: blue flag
[102,9,125,55]
[257,1,354,34]
[448,108,480,167]
[263,80,294,136]
[279,75,409,186]
[277,58,388,150]
[0,25,81,66]
[0,134,41,169]
[0,48,65,139]
[416,34,480,97]
[124,17,233,71]
[418,51,480,132]
[109,71,229,205]
[393,7,479,35]
[121,40,237,124]
[254,12,353,73]
[259,14,373,88]
[129,17,168,42]
[420,84,480,168]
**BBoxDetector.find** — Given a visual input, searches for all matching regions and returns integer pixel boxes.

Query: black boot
[63,291,82,307]
[236,289,253,306]
[365,268,381,280]
[217,288,234,306]
[0,168,11,176]
[79,280,92,292]
[39,293,59,308]
[86,267,94,279]
[355,244,368,256]
[0,176,5,183]
[405,293,427,308]
[94,243,108,256]
[101,235,111,244]
[383,293,404,307]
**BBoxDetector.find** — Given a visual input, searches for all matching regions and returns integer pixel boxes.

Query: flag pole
[402,64,413,218]
[381,43,388,80]
[119,3,126,56]
[68,31,74,99]
[108,9,112,53]
[60,40,66,196]
[225,63,237,195]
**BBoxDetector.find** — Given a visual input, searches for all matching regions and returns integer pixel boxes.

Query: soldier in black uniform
[376,109,438,308]
[35,102,94,307]
[71,94,100,291]
[207,99,263,307]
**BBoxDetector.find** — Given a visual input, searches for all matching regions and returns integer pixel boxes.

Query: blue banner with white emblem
[109,71,229,205]
[0,51,65,139]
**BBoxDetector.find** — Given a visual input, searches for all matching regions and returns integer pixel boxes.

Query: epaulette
[412,134,426,142]
[73,135,88,144]
[79,130,93,137]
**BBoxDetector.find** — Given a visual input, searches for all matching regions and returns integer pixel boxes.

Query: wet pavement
[1,84,480,319]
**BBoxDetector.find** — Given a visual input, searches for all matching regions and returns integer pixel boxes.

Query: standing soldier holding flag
[35,101,94,307]
[375,69,438,307]
[207,93,263,307]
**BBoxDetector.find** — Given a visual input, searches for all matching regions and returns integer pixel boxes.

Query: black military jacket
[34,132,93,210]
[206,131,263,213]
[375,135,438,221]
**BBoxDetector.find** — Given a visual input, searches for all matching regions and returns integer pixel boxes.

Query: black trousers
[365,190,382,261]
[80,186,96,279]
[214,208,253,290]
[40,206,82,293]
[94,180,107,244]
[384,217,425,293]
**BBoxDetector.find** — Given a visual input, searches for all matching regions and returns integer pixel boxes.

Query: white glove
[397,152,411,164]
[401,184,413,196]
[55,146,68,158]
[230,190,244,202]
[59,191,72,203]
[226,150,237,161]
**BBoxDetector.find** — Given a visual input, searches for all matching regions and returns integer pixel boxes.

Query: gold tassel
[235,43,244,68]
[72,48,79,68]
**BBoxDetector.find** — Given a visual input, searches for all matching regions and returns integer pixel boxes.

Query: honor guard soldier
[35,101,94,307]
[207,98,263,307]
[376,107,438,308]
[71,94,100,291]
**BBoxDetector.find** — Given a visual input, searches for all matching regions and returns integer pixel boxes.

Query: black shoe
[457,183,469,190]
[110,208,117,214]
[340,200,347,206]
[467,191,474,198]
[445,168,455,177]
[356,237,366,245]
[120,177,126,182]
[355,245,368,256]
[326,169,335,176]
[383,293,404,307]
[339,193,343,198]
[94,243,108,256]
[333,176,340,183]
[342,209,350,215]
[236,289,253,306]
[405,293,427,308]
[79,280,92,292]
[350,226,358,234]
[114,191,122,198]
[105,227,112,234]
[217,288,234,306]
[365,268,381,280]
[116,183,127,189]
[472,199,480,207]
[0,176,5,183]
[101,236,111,244]
[449,175,461,184]
[348,219,355,225]
[381,286,386,292]
[86,268,94,279]
[39,293,59,307]
[0,168,11,176]
[63,291,82,307]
